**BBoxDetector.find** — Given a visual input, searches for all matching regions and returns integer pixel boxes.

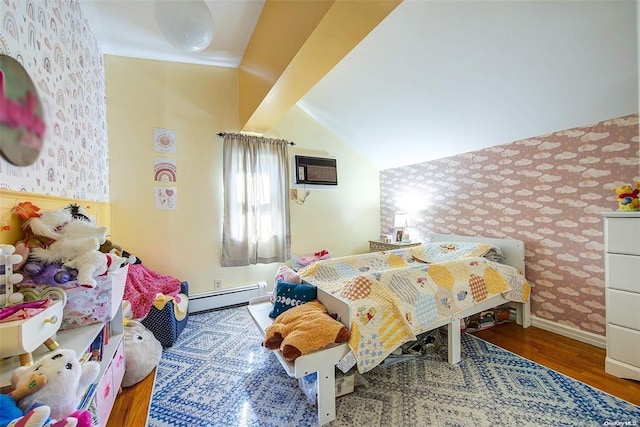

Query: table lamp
[394,213,408,242]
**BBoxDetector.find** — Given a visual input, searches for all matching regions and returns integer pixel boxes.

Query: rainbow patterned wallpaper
[380,115,639,335]
[0,0,108,202]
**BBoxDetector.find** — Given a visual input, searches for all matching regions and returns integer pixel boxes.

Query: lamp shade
[394,213,408,228]
[154,0,214,52]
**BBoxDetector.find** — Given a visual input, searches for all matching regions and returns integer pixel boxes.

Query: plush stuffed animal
[19,207,112,288]
[21,261,77,285]
[1,370,92,427]
[63,251,126,288]
[0,372,50,427]
[99,240,138,265]
[11,349,100,421]
[121,320,163,387]
[264,300,350,362]
[613,183,640,211]
[22,207,107,249]
[0,397,51,427]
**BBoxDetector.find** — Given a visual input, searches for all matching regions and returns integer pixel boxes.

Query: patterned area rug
[148,306,640,427]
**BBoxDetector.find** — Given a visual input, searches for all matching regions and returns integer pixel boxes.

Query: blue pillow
[269,281,317,318]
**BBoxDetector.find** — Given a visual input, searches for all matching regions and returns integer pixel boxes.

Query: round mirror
[0,54,45,166]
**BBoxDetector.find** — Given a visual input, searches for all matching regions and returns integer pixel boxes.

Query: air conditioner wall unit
[294,155,337,186]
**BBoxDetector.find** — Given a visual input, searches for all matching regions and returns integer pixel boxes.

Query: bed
[247,234,531,426]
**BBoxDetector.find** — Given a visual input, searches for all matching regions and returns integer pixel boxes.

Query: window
[221,133,291,266]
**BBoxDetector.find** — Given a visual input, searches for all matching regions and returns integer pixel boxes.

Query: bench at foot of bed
[247,295,350,426]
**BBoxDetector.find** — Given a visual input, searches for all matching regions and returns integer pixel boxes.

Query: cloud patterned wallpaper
[380,115,639,336]
[0,0,108,202]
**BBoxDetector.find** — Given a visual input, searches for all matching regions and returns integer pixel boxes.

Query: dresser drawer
[605,217,640,255]
[94,361,115,427]
[607,324,640,368]
[605,253,640,293]
[0,300,64,357]
[607,289,640,330]
[111,339,126,391]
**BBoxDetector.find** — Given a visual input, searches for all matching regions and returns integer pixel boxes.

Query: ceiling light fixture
[154,0,214,53]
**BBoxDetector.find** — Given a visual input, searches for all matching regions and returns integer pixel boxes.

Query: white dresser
[603,211,640,381]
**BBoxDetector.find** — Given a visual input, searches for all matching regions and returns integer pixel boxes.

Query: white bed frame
[247,234,531,426]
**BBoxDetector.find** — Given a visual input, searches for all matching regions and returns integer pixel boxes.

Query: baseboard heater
[189,282,268,314]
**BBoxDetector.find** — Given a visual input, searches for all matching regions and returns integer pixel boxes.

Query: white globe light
[154,0,214,52]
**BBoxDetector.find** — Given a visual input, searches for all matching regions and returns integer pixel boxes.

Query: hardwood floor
[473,323,640,406]
[107,368,156,427]
[106,323,640,426]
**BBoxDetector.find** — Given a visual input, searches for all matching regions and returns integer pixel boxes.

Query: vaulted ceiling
[80,0,639,170]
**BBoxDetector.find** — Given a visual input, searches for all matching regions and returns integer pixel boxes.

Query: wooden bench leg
[316,365,337,426]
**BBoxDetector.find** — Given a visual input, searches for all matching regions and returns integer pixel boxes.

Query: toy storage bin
[141,281,189,348]
[19,264,128,330]
[92,338,125,427]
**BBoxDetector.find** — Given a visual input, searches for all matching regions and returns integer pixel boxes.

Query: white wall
[269,105,381,259]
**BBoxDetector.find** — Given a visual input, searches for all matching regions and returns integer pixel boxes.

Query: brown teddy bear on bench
[264,300,350,361]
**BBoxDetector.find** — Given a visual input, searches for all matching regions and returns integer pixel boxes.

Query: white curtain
[222,133,291,266]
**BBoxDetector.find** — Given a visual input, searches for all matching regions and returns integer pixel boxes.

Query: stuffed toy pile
[264,300,350,362]
[15,204,128,288]
[0,349,99,427]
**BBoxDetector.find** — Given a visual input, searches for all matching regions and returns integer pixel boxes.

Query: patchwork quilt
[298,246,422,289]
[410,241,496,263]
[300,245,531,373]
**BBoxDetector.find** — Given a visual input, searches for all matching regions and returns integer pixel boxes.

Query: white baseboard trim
[531,316,606,349]
[189,282,268,313]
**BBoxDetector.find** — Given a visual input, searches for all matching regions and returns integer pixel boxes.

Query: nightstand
[368,240,421,252]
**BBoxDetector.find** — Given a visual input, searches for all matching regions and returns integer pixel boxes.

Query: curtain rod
[217,132,295,146]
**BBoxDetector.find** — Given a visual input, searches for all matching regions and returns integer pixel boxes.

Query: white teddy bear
[11,349,100,421]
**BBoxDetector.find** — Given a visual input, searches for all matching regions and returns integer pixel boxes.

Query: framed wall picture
[155,186,177,210]
[154,128,176,153]
[154,157,177,182]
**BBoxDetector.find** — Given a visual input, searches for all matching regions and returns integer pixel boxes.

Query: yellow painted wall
[267,105,380,257]
[104,56,276,293]
[0,191,111,245]
[104,56,380,294]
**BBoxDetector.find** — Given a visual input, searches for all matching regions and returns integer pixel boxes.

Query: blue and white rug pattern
[148,306,640,427]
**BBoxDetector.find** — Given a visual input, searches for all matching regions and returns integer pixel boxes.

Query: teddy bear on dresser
[613,182,640,211]
[263,300,350,362]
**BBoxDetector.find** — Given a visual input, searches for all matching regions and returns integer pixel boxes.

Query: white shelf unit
[0,305,125,426]
[603,211,640,381]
